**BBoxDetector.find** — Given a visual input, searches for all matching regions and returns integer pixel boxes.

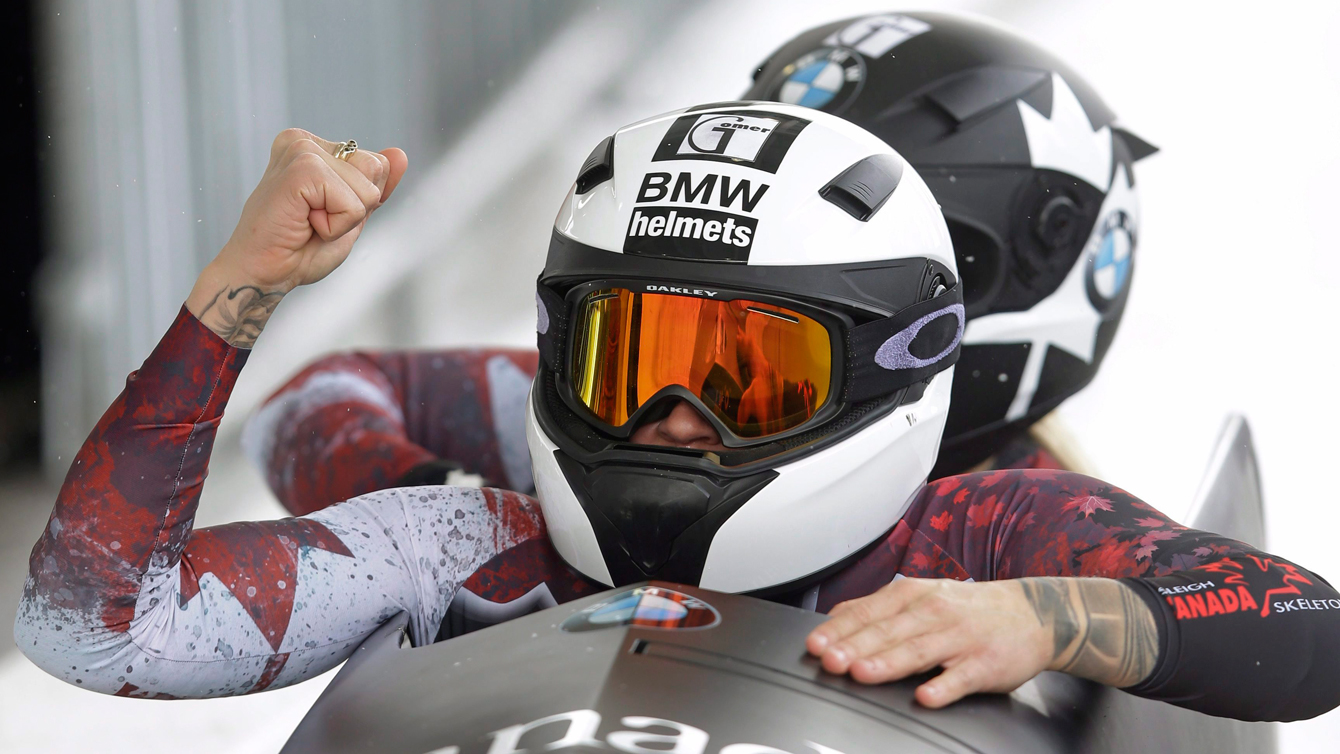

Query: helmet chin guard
[527,102,960,593]
[552,452,778,585]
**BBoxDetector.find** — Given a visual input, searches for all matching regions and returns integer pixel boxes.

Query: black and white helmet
[746,13,1157,474]
[527,103,963,593]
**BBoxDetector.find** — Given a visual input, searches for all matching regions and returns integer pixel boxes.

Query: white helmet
[527,102,963,594]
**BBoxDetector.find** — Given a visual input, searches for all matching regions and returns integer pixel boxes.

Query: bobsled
[282,416,1276,754]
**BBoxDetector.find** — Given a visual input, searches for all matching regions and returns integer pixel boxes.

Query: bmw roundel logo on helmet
[770,47,866,112]
[1086,209,1135,311]
[765,15,933,115]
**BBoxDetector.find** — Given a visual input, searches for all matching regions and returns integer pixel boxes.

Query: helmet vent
[575,135,615,194]
[924,67,1050,124]
[820,154,903,221]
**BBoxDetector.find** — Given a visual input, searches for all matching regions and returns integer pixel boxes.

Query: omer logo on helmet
[680,114,776,160]
[530,102,963,594]
[652,109,810,173]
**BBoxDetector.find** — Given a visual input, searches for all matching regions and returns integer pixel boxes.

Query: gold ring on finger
[335,139,359,161]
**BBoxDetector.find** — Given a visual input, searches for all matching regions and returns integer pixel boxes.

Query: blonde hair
[1027,411,1100,478]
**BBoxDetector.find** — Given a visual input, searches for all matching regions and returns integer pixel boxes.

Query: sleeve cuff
[1119,576,1180,693]
[125,306,250,425]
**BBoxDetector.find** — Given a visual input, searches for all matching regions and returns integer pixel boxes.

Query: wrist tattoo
[1018,577,1158,688]
[197,285,284,348]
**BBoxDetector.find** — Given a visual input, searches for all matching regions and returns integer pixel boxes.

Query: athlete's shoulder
[928,467,1112,493]
[920,468,1154,517]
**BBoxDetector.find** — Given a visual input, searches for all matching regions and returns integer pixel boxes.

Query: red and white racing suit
[14,308,1340,721]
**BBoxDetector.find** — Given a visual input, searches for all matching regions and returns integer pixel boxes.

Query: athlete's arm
[808,569,1154,710]
[13,307,547,698]
[244,346,537,517]
[809,470,1340,721]
[11,130,528,698]
[12,306,577,698]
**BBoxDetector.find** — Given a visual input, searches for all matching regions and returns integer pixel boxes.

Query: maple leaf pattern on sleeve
[1134,530,1179,561]
[818,469,1335,611]
[814,468,1340,722]
[1063,494,1114,517]
[12,310,569,699]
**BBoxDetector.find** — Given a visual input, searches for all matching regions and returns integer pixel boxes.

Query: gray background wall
[34,0,587,472]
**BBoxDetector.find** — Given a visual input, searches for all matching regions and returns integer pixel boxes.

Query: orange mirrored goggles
[568,286,836,440]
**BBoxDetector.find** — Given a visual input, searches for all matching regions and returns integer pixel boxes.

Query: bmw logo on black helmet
[746,13,1157,475]
[528,102,963,594]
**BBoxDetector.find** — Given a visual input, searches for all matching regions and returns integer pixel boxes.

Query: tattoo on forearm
[1019,578,1080,657]
[197,285,284,348]
[1017,578,1158,688]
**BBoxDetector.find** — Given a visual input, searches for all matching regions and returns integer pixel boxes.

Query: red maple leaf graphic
[1078,538,1144,578]
[114,683,183,700]
[1134,530,1179,560]
[1198,555,1316,618]
[1134,517,1165,528]
[1198,557,1247,585]
[179,519,354,653]
[1141,530,1179,545]
[967,502,997,528]
[481,488,545,545]
[978,470,1011,487]
[1005,510,1037,531]
[1248,555,1314,618]
[1021,468,1063,480]
[929,511,953,532]
[931,476,962,497]
[1063,494,1114,518]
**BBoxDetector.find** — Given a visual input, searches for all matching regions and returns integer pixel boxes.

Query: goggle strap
[536,281,568,376]
[844,284,965,404]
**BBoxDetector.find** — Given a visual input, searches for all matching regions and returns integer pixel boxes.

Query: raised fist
[186,130,408,346]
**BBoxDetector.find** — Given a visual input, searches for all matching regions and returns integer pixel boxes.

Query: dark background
[0,0,41,471]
